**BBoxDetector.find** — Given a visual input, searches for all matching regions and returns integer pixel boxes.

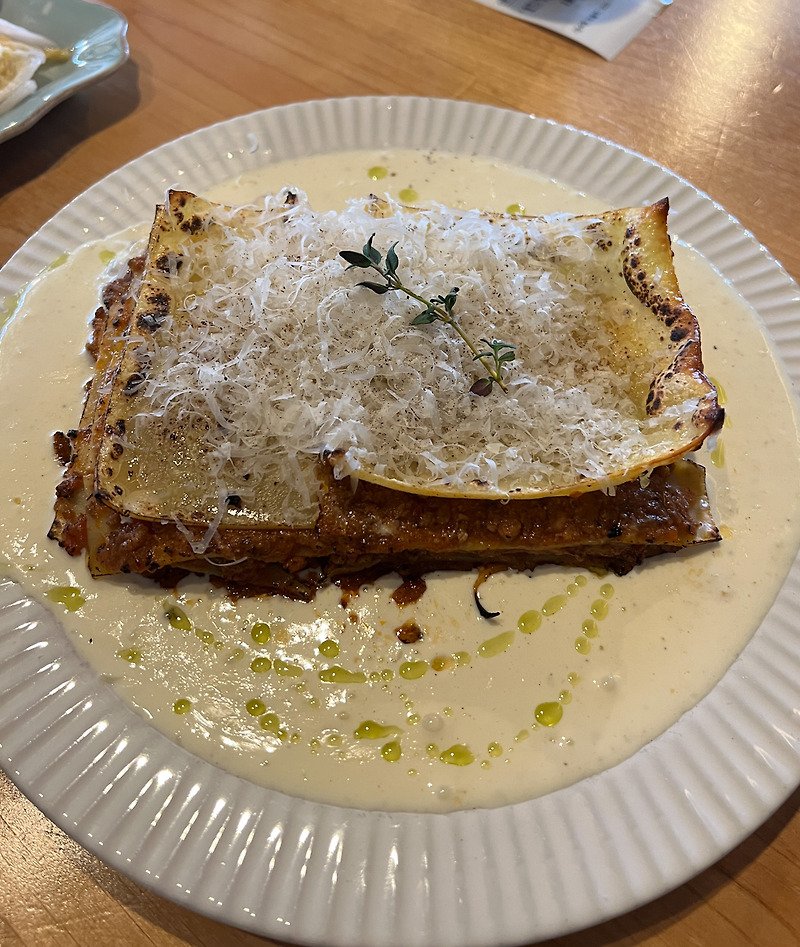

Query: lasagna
[49,189,723,597]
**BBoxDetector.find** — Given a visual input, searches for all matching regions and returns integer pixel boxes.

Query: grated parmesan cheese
[128,189,712,504]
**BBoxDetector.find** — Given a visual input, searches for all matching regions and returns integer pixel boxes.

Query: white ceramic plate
[1,97,800,947]
[0,0,128,144]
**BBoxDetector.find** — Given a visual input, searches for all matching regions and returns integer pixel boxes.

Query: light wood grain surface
[2,1,800,945]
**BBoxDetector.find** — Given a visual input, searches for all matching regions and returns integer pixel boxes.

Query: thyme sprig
[339,235,516,395]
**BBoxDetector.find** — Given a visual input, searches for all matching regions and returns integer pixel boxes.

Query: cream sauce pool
[1,150,799,812]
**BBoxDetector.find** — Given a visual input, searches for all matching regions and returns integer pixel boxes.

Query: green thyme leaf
[362,234,382,266]
[357,280,394,295]
[385,242,399,277]
[411,309,440,325]
[339,250,373,269]
[470,378,494,397]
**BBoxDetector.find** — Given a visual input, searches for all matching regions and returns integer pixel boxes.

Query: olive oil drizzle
[49,560,616,771]
[118,567,615,772]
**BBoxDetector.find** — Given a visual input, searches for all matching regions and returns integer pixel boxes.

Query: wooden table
[2,1,799,944]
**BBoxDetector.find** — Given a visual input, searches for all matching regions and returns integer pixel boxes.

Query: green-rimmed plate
[0,0,128,144]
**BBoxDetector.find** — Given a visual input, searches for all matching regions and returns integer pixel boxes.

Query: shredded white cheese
[136,190,684,498]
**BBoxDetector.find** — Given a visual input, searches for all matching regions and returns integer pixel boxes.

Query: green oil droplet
[709,376,727,406]
[164,604,191,630]
[568,672,581,685]
[318,665,367,684]
[559,690,572,705]
[407,713,420,725]
[534,701,563,727]
[566,582,580,596]
[488,742,503,758]
[399,660,428,680]
[518,610,542,634]
[46,586,86,612]
[478,630,515,658]
[575,574,588,587]
[273,658,303,677]
[575,636,591,654]
[309,738,321,753]
[246,698,266,716]
[368,165,388,180]
[47,252,69,270]
[399,187,418,203]
[116,647,141,665]
[195,628,214,645]
[326,732,342,746]
[289,732,302,744]
[251,621,271,644]
[259,714,289,740]
[439,744,475,766]
[710,438,725,468]
[506,202,525,215]
[250,656,272,673]
[354,720,399,740]
[381,741,402,762]
[380,668,394,681]
[600,583,614,599]
[590,599,609,620]
[453,650,471,665]
[0,290,22,327]
[173,698,192,715]
[542,594,568,616]
[99,248,116,265]
[582,618,599,638]
[514,729,530,743]
[318,638,340,658]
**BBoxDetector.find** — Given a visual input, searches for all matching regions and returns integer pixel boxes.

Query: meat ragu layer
[49,252,720,600]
